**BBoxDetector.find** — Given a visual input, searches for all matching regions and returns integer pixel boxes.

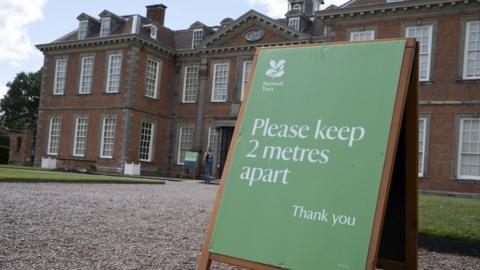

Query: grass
[0,164,164,184]
[419,194,480,243]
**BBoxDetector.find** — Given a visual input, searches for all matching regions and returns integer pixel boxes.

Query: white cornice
[36,34,176,56]
[36,33,317,57]
[176,40,315,56]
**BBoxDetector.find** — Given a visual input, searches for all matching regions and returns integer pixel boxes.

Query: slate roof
[42,0,438,53]
[43,8,316,53]
[341,0,387,7]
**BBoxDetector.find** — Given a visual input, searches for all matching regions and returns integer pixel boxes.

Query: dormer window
[288,17,300,31]
[100,17,111,37]
[192,29,203,48]
[78,20,88,40]
[150,25,157,39]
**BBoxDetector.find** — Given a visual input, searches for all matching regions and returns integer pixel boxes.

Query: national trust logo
[265,60,286,79]
[262,59,286,92]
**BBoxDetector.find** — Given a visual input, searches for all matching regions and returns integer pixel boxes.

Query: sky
[0,0,347,99]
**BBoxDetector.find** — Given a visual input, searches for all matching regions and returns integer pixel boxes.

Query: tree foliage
[0,70,42,130]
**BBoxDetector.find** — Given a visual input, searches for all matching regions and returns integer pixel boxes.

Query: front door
[217,127,234,178]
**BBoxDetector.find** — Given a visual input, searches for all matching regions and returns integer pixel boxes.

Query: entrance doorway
[216,127,234,178]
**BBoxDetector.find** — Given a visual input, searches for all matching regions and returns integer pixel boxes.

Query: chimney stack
[146,4,167,26]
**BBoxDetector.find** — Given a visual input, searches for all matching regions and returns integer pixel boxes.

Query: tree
[0,70,42,130]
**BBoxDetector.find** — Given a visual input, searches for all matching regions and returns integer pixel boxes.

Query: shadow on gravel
[420,235,480,257]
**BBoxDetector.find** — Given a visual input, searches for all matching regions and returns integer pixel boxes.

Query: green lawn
[0,165,164,184]
[419,194,480,243]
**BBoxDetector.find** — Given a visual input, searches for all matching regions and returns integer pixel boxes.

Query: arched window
[150,25,157,39]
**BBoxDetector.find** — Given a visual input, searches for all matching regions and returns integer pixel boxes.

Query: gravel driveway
[0,181,478,270]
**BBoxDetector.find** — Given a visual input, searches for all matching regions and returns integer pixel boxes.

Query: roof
[202,10,310,48]
[315,0,474,18]
[77,13,99,23]
[99,10,125,22]
[38,7,323,53]
[341,0,389,8]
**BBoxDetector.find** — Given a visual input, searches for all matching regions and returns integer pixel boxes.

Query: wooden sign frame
[198,38,418,270]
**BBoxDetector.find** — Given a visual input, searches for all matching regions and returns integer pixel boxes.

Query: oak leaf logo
[265,60,286,79]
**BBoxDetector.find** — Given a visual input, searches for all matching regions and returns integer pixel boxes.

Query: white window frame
[79,56,94,94]
[457,117,480,180]
[177,125,193,165]
[145,58,160,98]
[73,117,89,157]
[150,25,157,39]
[207,126,218,152]
[211,63,229,102]
[78,20,88,40]
[53,58,67,95]
[192,29,203,48]
[405,25,433,81]
[100,17,111,37]
[139,121,155,162]
[182,65,199,103]
[418,117,428,177]
[288,17,300,31]
[463,20,480,79]
[349,30,375,41]
[47,117,62,155]
[106,53,122,93]
[241,60,252,101]
[100,117,116,158]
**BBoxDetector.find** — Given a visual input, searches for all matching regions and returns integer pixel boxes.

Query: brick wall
[326,11,480,193]
[35,3,480,192]
[8,129,34,166]
[36,41,179,175]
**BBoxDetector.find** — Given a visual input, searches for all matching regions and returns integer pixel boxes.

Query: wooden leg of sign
[197,253,212,270]
[197,207,214,270]
[404,41,419,270]
[377,40,418,270]
[202,253,286,270]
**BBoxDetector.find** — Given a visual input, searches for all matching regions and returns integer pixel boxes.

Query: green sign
[208,41,406,269]
[185,151,199,162]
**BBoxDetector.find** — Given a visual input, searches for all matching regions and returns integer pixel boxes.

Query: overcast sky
[0,0,347,99]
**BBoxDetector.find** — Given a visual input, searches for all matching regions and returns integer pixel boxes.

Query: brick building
[0,125,35,166]
[35,0,479,193]
[8,127,35,166]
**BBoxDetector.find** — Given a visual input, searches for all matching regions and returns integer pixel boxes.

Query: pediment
[77,13,99,23]
[189,21,214,33]
[98,10,125,22]
[202,10,310,48]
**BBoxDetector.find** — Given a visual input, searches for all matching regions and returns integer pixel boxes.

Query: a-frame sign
[198,38,418,270]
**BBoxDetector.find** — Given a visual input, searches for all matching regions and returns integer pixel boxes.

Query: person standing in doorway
[203,148,214,184]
